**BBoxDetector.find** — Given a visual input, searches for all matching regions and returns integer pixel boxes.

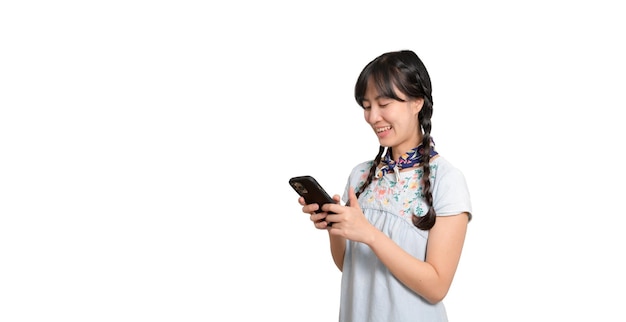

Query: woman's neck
[391,136,423,161]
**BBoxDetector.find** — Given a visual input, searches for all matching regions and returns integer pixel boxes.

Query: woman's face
[361,79,424,160]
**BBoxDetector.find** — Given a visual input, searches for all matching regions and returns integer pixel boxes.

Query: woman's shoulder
[350,159,376,173]
[344,160,376,191]
[431,156,465,177]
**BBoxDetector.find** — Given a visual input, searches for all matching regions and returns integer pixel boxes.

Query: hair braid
[350,146,385,206]
[412,96,436,230]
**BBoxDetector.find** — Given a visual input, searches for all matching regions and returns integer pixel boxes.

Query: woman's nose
[366,106,380,124]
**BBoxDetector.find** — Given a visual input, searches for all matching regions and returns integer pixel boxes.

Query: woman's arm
[366,213,469,303]
[328,231,346,271]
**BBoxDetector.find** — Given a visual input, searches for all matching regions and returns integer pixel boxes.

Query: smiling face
[361,78,424,161]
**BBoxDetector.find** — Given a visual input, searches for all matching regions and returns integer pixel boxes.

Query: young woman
[298,50,472,321]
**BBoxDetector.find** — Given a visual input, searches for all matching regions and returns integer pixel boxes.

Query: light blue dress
[339,157,472,322]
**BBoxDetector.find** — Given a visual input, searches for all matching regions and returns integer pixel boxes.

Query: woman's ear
[412,98,424,114]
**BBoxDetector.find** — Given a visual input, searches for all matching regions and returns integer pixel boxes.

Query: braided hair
[353,50,437,230]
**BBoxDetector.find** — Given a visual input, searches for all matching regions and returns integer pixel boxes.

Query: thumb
[348,186,361,210]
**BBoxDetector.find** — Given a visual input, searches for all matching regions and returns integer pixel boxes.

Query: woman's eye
[378,100,392,107]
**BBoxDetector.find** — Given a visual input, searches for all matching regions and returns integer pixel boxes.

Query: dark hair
[353,50,436,230]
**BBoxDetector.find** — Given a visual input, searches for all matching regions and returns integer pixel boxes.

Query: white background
[1,1,625,321]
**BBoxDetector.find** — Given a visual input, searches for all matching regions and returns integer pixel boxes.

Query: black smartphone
[289,175,336,214]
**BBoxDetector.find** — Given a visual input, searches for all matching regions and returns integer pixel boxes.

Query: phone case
[289,175,335,213]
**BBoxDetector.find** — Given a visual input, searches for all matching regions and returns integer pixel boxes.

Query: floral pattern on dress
[356,163,439,222]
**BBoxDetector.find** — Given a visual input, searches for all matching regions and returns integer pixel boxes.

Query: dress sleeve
[342,161,373,205]
[431,164,473,220]
[342,179,350,205]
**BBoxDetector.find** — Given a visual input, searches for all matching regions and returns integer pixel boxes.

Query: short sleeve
[342,161,374,205]
[431,161,472,221]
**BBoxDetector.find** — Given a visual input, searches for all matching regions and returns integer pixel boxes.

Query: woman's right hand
[299,195,341,230]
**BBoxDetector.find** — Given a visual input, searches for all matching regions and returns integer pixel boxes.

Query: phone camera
[293,182,308,194]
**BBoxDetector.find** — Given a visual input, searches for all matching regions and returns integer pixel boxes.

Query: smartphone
[289,175,336,214]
